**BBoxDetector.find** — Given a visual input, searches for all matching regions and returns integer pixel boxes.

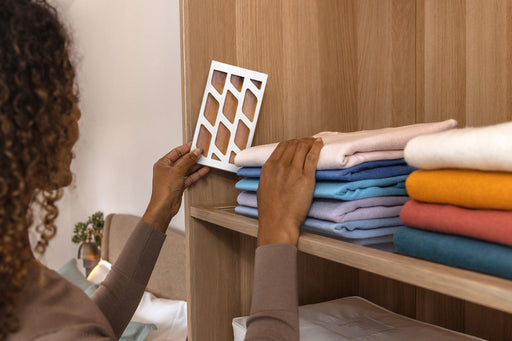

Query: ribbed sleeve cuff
[250,243,298,314]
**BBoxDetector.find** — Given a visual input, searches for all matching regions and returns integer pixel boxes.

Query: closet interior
[180,1,512,340]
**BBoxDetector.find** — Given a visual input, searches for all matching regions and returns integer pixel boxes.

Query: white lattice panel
[191,61,268,173]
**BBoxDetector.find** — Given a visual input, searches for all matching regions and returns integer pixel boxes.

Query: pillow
[131,291,187,341]
[87,259,112,284]
[89,259,188,341]
[58,258,97,294]
[58,258,157,341]
[120,322,157,341]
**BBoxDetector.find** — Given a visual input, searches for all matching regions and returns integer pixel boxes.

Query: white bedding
[88,260,187,341]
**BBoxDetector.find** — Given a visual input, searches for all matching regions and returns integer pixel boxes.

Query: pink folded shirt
[235,119,457,169]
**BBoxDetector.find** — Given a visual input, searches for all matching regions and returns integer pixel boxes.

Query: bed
[101,213,186,300]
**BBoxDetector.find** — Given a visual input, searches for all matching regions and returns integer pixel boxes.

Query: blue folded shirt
[235,175,408,200]
[237,158,416,181]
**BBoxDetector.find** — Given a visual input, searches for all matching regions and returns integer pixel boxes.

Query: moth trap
[191,61,268,173]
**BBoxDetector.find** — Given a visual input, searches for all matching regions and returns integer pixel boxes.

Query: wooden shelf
[191,205,512,314]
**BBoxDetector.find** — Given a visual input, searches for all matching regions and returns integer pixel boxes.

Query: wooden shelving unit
[180,1,512,340]
[191,206,512,315]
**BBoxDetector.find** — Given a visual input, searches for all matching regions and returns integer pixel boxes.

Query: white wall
[41,0,184,270]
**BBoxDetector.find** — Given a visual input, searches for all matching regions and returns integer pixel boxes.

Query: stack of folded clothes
[395,121,512,279]
[233,119,457,249]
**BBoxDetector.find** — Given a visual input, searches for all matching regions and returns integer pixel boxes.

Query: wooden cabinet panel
[465,302,512,341]
[355,0,416,129]
[418,0,467,124]
[359,271,417,318]
[416,289,466,332]
[181,1,512,340]
[187,0,417,146]
[465,0,512,125]
[418,0,512,125]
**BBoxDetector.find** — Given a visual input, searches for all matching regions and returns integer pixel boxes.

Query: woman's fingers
[164,141,192,163]
[266,140,288,164]
[278,140,299,165]
[184,166,210,188]
[186,163,203,176]
[303,138,323,177]
[291,138,317,171]
[173,148,202,175]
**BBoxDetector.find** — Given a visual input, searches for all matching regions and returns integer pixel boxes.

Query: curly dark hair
[0,0,78,337]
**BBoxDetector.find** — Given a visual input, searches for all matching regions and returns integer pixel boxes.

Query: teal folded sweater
[394,227,512,280]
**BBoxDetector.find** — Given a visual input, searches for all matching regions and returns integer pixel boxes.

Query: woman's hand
[142,142,210,233]
[256,137,323,247]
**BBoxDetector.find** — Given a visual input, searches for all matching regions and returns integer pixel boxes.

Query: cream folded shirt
[235,119,457,170]
[404,120,512,172]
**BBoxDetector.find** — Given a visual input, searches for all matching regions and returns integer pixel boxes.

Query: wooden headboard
[101,213,186,300]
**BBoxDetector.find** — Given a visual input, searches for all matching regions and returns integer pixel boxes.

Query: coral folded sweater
[401,199,512,247]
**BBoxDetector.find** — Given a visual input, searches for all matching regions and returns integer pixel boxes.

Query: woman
[0,0,210,339]
[0,0,322,339]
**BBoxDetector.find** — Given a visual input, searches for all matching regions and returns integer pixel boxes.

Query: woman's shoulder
[8,263,116,341]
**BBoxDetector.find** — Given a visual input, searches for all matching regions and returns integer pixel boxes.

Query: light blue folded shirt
[235,175,408,200]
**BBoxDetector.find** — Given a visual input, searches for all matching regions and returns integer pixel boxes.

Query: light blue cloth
[235,175,408,200]
[394,227,512,280]
[235,205,402,240]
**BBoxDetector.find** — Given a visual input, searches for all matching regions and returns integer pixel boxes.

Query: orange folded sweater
[406,169,512,210]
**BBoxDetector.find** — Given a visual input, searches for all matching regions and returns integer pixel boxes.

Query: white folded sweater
[404,121,512,172]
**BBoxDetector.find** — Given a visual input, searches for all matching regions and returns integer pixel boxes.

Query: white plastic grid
[191,60,268,173]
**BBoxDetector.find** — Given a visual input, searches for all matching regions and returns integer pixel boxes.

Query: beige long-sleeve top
[9,222,298,341]
[9,221,165,341]
[244,244,299,341]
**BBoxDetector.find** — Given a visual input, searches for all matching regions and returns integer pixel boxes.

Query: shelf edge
[190,205,512,314]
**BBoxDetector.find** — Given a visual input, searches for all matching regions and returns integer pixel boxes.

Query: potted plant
[72,211,104,276]
[72,211,104,247]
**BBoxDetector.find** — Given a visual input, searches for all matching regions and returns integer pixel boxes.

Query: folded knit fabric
[236,175,408,201]
[237,191,408,223]
[400,199,512,247]
[234,119,457,169]
[237,159,416,181]
[404,121,512,172]
[406,169,512,210]
[394,227,512,280]
[235,205,402,240]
